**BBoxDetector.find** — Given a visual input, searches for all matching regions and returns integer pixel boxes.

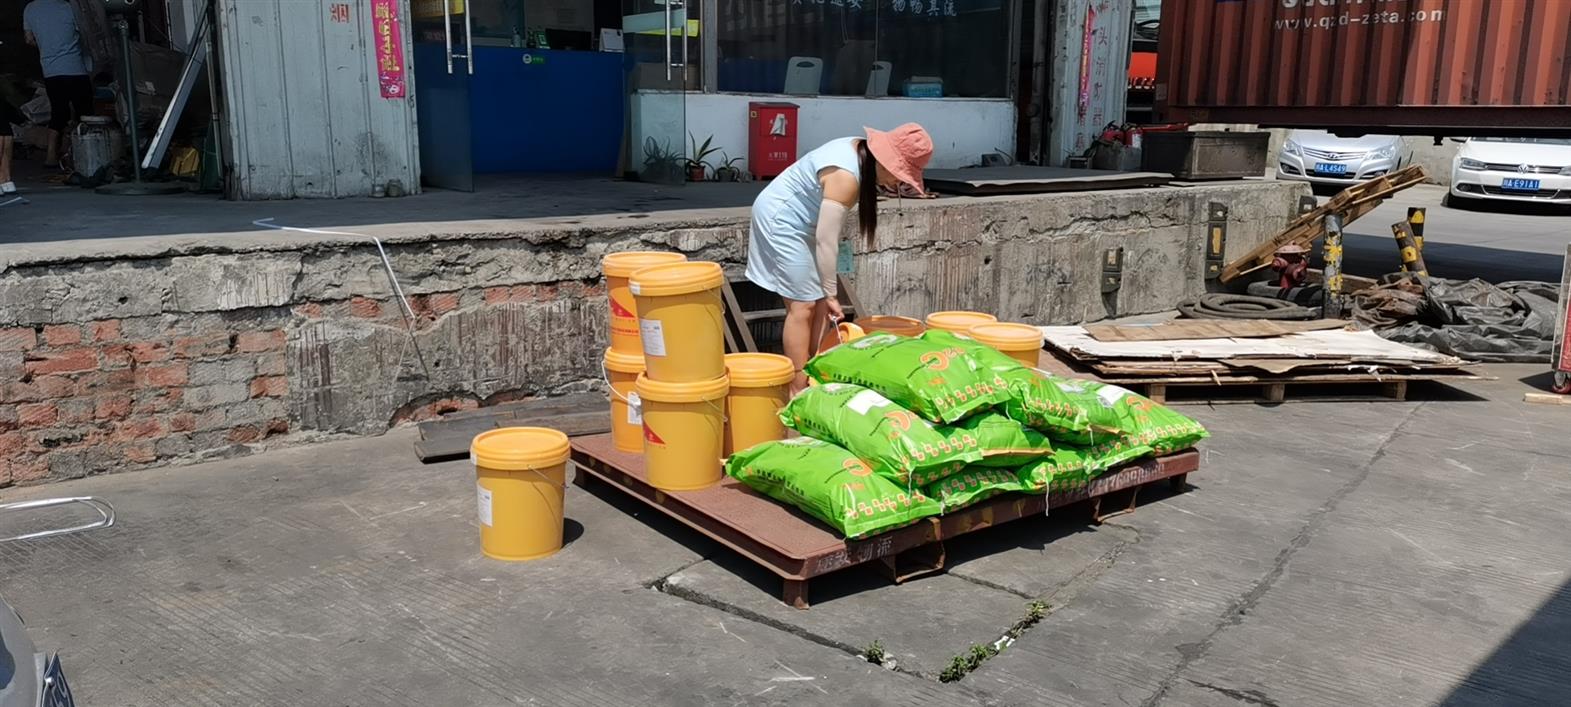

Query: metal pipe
[463,0,473,75]
[444,0,453,74]
[664,0,673,81]
[1321,214,1345,319]
[117,18,143,183]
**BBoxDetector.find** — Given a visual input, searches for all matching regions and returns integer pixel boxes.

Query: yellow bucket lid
[629,261,725,297]
[857,315,925,337]
[725,353,796,387]
[926,311,998,332]
[969,322,1044,349]
[635,373,730,403]
[471,427,571,470]
[603,251,687,278]
[603,348,646,374]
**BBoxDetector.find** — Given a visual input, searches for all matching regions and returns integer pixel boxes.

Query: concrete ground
[3,365,1570,706]
[1331,184,1569,283]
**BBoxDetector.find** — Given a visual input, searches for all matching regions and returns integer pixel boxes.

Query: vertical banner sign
[1077,4,1096,118]
[372,0,407,99]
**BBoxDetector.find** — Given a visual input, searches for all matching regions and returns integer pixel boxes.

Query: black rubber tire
[1553,371,1571,396]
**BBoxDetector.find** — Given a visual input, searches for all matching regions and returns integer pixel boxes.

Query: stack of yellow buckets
[605,252,794,492]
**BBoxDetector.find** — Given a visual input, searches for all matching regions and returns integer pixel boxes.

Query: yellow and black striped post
[1391,221,1429,277]
[1322,214,1345,319]
[1405,207,1426,264]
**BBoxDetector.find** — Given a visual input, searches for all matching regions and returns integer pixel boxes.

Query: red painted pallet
[570,434,1199,608]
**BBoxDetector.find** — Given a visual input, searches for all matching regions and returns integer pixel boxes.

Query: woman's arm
[815,169,859,301]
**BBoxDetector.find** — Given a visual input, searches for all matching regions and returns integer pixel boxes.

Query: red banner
[372,0,406,99]
[1077,5,1095,118]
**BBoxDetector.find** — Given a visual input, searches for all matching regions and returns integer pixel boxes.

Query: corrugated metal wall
[217,0,420,199]
[1047,0,1131,166]
[1157,0,1571,130]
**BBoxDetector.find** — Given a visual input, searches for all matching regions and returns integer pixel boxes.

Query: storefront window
[715,0,1010,98]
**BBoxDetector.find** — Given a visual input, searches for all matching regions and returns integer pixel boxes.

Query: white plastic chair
[784,56,824,96]
[865,61,892,97]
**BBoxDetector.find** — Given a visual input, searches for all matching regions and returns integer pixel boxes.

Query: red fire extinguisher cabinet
[748,102,799,179]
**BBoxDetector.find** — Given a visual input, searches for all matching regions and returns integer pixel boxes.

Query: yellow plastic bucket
[471,427,571,562]
[603,251,688,354]
[969,322,1045,367]
[926,310,998,333]
[631,261,726,382]
[858,315,926,338]
[635,373,729,491]
[723,353,795,456]
[604,348,646,454]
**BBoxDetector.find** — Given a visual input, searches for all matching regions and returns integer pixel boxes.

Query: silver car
[1277,130,1408,190]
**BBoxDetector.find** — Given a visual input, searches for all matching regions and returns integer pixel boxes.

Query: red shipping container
[749,102,799,179]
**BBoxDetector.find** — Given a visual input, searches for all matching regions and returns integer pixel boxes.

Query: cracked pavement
[2,364,1570,705]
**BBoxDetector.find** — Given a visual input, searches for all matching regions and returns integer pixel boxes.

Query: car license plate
[1315,162,1347,175]
[1501,177,1540,192]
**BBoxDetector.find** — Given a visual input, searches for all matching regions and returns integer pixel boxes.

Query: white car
[1448,138,1571,207]
[1277,130,1407,190]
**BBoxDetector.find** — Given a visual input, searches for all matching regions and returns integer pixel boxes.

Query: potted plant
[715,152,749,182]
[642,137,683,184]
[687,133,721,182]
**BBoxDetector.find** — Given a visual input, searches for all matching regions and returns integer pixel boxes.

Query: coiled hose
[1177,293,1321,321]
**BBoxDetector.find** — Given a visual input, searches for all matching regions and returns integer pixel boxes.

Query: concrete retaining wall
[0,180,1306,486]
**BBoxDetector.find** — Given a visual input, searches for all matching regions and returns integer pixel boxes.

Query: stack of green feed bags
[725,330,1208,539]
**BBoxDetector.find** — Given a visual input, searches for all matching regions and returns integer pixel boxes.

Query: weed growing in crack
[939,600,1053,683]
[861,640,888,665]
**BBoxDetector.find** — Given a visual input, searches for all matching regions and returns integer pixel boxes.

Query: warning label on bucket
[627,392,643,425]
[640,319,667,356]
[477,484,493,527]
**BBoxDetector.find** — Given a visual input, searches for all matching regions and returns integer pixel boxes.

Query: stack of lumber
[1037,319,1481,404]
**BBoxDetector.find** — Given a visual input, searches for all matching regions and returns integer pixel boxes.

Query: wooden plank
[416,411,612,463]
[1083,319,1347,342]
[720,280,758,353]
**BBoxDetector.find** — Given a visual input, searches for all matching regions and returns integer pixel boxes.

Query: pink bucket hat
[864,123,934,193]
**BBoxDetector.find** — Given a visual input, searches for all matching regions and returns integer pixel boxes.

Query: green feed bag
[779,384,980,486]
[920,329,1090,438]
[804,332,1011,424]
[726,437,943,539]
[1016,443,1144,494]
[926,466,1027,512]
[949,412,1054,468]
[1040,377,1210,453]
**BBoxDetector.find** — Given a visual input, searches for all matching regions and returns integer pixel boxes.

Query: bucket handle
[600,360,726,422]
[0,496,116,543]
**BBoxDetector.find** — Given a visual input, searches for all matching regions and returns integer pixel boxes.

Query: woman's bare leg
[782,297,818,393]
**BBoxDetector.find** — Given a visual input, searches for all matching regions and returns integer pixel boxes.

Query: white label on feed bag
[640,319,667,356]
[477,484,493,527]
[846,389,892,415]
[627,392,643,425]
[1097,384,1132,409]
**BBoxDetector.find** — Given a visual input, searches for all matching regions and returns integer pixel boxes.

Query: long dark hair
[857,140,879,246]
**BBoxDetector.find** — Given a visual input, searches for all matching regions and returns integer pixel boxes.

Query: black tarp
[1353,275,1562,363]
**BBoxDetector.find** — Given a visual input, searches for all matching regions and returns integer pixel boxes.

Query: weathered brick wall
[1,181,1306,486]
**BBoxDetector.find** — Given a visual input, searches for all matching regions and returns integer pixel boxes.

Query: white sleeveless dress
[744,137,862,302]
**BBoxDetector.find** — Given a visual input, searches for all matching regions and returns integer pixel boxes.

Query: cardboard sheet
[1041,326,1463,365]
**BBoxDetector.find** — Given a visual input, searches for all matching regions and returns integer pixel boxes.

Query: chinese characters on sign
[372,0,406,99]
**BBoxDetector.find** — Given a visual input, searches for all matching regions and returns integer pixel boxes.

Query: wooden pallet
[1037,348,1481,405]
[571,433,1199,608]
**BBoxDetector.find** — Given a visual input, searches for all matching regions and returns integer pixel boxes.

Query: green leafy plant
[939,643,999,683]
[642,137,684,183]
[714,152,749,182]
[861,639,887,665]
[685,133,721,181]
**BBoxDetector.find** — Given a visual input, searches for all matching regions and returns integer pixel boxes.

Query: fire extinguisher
[1099,122,1124,145]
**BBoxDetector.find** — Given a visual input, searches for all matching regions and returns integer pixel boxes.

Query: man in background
[24,0,93,168]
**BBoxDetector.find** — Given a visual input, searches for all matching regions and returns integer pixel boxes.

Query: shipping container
[1155,0,1571,136]
[216,0,421,199]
